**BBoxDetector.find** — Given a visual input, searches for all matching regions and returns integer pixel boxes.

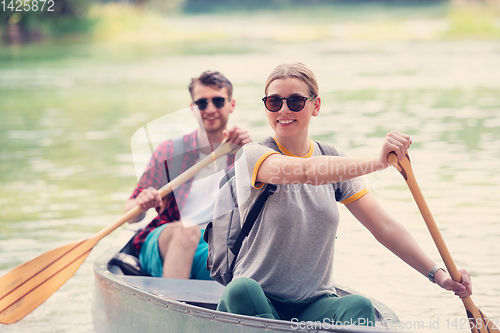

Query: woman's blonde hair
[264,62,319,98]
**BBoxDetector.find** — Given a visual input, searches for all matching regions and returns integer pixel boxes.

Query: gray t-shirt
[232,139,367,301]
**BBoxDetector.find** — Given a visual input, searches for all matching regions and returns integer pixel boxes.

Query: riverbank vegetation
[446,0,500,38]
[1,0,499,45]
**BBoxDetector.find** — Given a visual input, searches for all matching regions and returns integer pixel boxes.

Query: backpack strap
[258,136,280,152]
[226,136,281,271]
[315,141,344,202]
[315,141,339,157]
[228,182,277,271]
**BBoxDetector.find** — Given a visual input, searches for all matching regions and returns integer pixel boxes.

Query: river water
[1,9,499,333]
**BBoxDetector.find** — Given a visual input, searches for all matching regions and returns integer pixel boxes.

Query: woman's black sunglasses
[194,97,227,110]
[262,95,315,112]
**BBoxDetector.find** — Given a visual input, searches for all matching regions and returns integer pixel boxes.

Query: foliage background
[1,0,500,44]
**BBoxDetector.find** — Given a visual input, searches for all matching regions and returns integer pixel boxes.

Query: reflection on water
[0,27,499,333]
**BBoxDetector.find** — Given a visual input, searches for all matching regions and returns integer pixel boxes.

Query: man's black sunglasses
[262,95,315,112]
[194,97,228,110]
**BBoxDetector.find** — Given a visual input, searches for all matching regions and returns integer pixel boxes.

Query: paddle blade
[463,298,500,333]
[0,239,94,324]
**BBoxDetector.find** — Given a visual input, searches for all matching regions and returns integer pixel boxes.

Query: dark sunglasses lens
[195,99,208,110]
[265,97,282,112]
[212,97,226,108]
[287,96,306,112]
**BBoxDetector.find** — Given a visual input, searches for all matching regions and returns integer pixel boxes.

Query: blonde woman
[216,63,472,326]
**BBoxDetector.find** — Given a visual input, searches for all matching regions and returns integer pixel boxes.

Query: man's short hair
[189,71,233,100]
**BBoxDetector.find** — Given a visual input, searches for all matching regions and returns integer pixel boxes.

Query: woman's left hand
[435,268,472,299]
[378,131,412,168]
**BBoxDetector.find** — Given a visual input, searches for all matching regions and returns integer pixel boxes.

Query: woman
[216,62,472,326]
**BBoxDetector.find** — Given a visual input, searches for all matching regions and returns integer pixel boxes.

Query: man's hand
[135,188,163,211]
[223,126,252,147]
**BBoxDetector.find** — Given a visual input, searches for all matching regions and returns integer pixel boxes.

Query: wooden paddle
[0,140,237,325]
[388,152,499,333]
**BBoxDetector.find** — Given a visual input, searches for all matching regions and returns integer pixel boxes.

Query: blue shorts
[138,224,212,280]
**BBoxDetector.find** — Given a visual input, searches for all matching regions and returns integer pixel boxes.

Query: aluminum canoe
[93,226,407,333]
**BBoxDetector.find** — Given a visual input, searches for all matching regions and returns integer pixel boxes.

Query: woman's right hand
[135,188,163,211]
[378,131,412,168]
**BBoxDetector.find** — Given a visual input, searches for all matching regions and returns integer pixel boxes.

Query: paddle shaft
[388,152,499,333]
[92,140,236,243]
[397,162,460,282]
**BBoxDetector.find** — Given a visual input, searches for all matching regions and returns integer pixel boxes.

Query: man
[124,71,251,279]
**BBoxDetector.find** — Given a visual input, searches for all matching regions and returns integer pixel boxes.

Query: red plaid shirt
[130,130,235,255]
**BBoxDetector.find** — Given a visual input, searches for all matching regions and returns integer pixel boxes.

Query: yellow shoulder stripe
[340,188,370,205]
[252,151,280,189]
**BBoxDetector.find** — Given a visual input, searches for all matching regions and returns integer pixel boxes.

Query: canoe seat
[121,276,225,307]
[108,231,152,276]
[109,252,152,276]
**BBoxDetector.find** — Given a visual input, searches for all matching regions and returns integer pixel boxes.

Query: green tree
[1,0,91,44]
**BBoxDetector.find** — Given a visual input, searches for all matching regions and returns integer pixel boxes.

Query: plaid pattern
[130,130,235,255]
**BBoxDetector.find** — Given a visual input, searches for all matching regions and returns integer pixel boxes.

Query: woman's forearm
[262,154,385,185]
[304,155,385,184]
[348,194,435,278]
[373,218,435,278]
